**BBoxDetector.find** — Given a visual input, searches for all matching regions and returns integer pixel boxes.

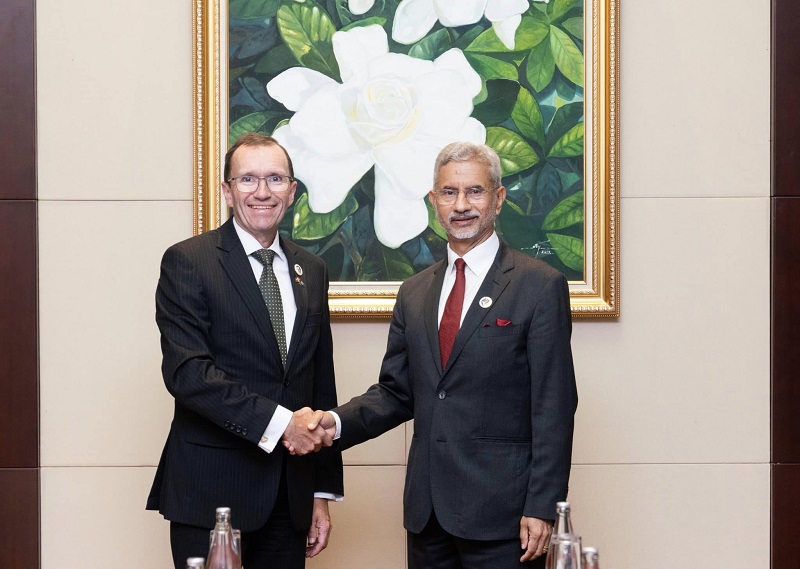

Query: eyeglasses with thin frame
[433,187,497,206]
[226,175,295,193]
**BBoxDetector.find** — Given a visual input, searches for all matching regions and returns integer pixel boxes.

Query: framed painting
[193,0,619,318]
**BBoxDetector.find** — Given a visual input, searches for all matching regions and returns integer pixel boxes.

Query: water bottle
[207,507,242,569]
[546,502,579,569]
[583,547,600,569]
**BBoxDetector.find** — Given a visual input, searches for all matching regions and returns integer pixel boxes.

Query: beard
[437,210,483,240]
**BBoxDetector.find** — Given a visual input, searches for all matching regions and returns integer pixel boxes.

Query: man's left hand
[306,498,332,558]
[519,516,552,562]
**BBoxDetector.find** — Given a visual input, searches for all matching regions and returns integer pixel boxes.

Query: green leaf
[465,17,549,53]
[340,16,388,31]
[359,241,415,281]
[542,191,584,230]
[511,88,545,148]
[229,112,288,146]
[472,80,519,125]
[562,17,584,40]
[409,29,453,60]
[546,233,584,270]
[486,126,540,176]
[549,0,579,22]
[254,44,297,74]
[549,25,583,87]
[464,53,518,81]
[548,122,584,158]
[426,199,447,240]
[525,36,555,92]
[497,200,540,249]
[277,3,340,80]
[546,102,583,149]
[229,0,280,20]
[292,193,358,240]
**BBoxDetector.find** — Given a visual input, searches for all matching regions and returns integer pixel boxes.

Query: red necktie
[439,258,466,369]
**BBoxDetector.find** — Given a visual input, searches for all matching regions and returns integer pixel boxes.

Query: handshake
[280,407,337,456]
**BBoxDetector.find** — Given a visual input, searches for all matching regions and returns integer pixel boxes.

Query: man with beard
[291,142,578,568]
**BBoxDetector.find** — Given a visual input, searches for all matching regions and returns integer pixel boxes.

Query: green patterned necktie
[252,249,287,367]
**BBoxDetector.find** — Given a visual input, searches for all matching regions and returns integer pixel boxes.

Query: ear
[287,179,298,206]
[221,182,234,208]
[495,185,506,214]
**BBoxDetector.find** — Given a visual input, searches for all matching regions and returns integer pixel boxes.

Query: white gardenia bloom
[348,0,374,15]
[268,25,485,248]
[393,0,530,50]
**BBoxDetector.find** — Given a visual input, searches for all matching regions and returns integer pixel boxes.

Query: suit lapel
[424,260,447,378]
[281,238,308,375]
[441,243,514,376]
[216,220,283,365]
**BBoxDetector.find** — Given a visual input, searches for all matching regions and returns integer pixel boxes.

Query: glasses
[227,175,295,193]
[433,187,495,205]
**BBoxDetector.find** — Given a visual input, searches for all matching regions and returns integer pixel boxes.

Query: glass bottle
[546,502,578,569]
[583,547,600,569]
[186,558,206,569]
[207,507,242,569]
[552,501,574,536]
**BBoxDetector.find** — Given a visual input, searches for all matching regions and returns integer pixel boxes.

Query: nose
[453,190,471,211]
[253,179,273,198]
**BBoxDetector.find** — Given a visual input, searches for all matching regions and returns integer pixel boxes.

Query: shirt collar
[446,231,499,275]
[232,218,285,262]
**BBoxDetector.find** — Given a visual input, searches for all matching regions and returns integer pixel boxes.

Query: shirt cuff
[258,405,293,453]
[314,492,344,502]
[329,410,342,440]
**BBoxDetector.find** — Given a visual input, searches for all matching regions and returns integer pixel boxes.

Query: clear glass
[206,507,242,569]
[186,558,206,569]
[432,187,494,205]
[582,547,599,569]
[546,534,583,569]
[228,175,293,193]
[553,502,574,536]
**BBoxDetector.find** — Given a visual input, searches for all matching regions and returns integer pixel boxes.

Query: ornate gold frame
[192,0,619,318]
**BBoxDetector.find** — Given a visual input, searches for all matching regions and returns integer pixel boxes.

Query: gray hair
[433,142,502,189]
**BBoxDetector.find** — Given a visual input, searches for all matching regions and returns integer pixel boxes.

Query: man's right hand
[283,411,336,455]
[280,407,333,455]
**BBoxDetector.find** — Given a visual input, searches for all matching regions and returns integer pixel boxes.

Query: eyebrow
[440,184,487,191]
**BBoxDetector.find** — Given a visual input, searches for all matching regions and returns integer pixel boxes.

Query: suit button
[224,421,231,428]
[438,390,446,400]
[242,428,248,436]
[236,426,242,433]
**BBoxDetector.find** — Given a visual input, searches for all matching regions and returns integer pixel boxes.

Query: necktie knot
[454,258,466,273]
[252,248,275,266]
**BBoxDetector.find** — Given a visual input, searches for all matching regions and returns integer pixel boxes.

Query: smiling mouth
[248,205,275,210]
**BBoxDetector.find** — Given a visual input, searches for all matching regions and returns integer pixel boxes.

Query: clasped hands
[280,408,336,455]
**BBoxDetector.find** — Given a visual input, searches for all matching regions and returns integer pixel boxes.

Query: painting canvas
[193,0,619,316]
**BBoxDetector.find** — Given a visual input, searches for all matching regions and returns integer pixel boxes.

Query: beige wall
[36,0,770,567]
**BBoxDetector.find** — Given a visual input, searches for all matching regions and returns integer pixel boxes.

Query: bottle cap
[215,506,232,521]
[186,557,205,568]
[556,501,571,511]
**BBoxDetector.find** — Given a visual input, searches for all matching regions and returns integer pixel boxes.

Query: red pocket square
[495,318,512,326]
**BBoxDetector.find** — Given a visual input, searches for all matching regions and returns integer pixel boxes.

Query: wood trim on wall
[771,1,800,568]
[0,0,39,567]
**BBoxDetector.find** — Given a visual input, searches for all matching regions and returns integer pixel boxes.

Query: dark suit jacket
[334,241,577,540]
[146,218,343,532]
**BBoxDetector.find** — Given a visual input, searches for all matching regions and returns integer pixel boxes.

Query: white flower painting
[227,0,586,281]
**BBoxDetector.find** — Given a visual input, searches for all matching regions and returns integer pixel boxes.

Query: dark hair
[223,133,295,181]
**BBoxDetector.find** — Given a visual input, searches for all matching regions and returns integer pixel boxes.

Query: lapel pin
[294,264,303,276]
[295,276,305,287]
[479,296,493,308]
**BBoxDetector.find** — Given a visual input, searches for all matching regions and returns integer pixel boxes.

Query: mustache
[448,212,479,222]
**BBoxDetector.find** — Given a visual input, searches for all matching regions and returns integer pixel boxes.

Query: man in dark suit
[147,133,343,569]
[296,141,577,568]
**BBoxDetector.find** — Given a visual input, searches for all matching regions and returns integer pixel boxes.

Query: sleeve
[156,244,278,444]
[334,285,415,450]
[523,271,578,520]
[309,265,344,496]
